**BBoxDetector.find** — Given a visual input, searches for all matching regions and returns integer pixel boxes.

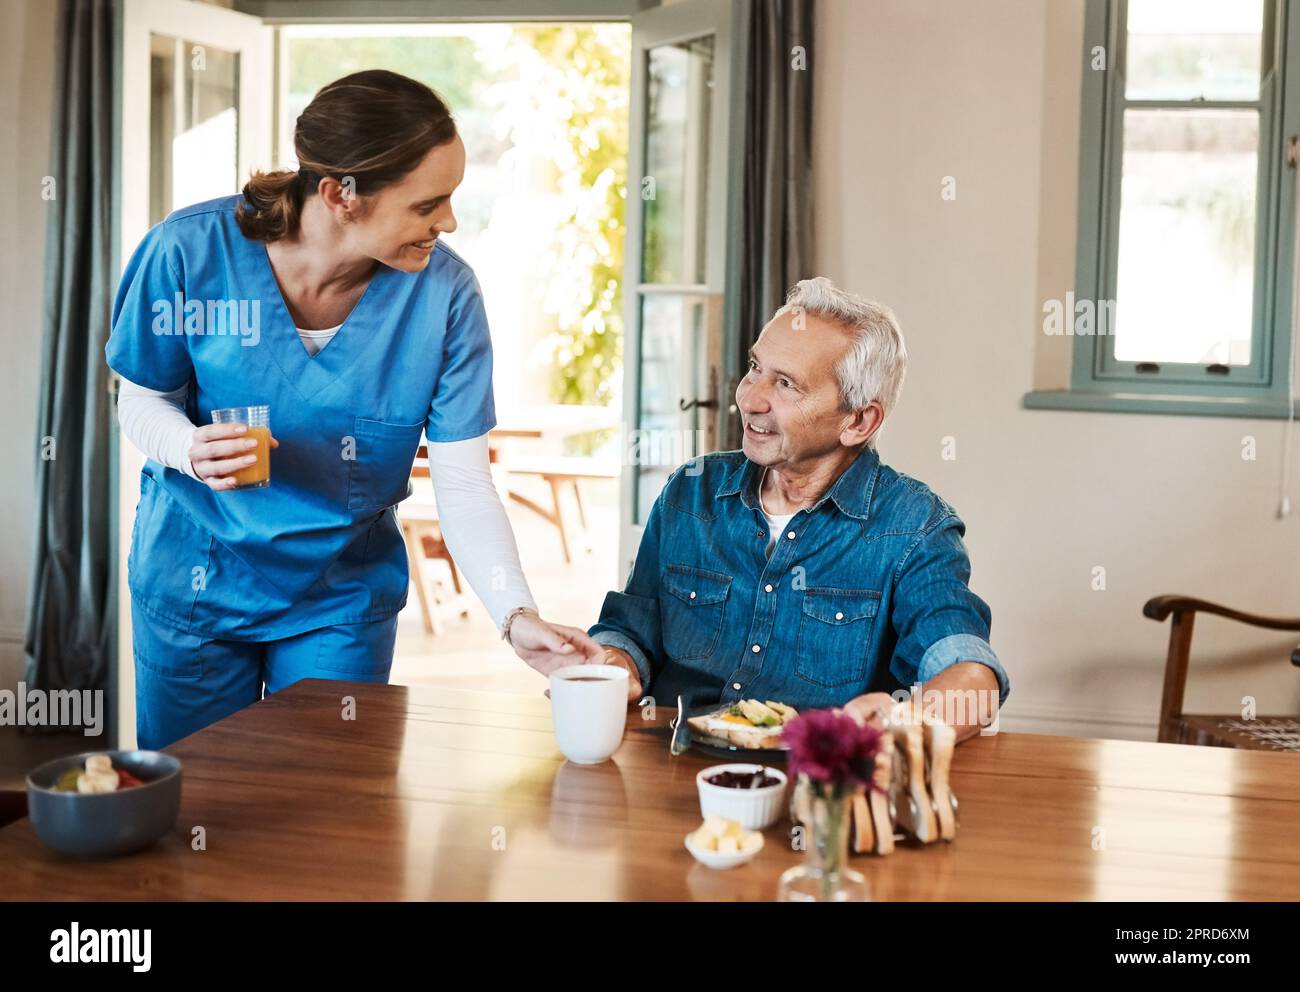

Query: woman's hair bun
[235,169,304,243]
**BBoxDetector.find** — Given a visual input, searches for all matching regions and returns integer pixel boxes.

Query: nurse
[106,69,607,750]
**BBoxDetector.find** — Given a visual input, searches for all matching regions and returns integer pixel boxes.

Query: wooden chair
[505,455,619,564]
[1143,595,1300,750]
[398,498,468,635]
[403,452,466,635]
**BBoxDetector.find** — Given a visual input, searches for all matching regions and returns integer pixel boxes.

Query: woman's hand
[187,423,279,492]
[508,613,604,674]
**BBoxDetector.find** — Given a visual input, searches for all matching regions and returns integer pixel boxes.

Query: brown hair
[236,69,457,242]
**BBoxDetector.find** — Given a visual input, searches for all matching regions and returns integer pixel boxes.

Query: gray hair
[774,276,907,446]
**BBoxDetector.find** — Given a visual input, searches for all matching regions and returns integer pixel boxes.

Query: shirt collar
[716,447,880,521]
[715,456,762,508]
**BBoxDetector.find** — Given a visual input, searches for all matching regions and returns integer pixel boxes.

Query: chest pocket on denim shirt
[662,564,732,661]
[347,417,425,513]
[795,587,880,688]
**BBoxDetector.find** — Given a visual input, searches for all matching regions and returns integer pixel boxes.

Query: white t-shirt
[758,468,797,554]
[294,323,342,357]
[762,508,796,555]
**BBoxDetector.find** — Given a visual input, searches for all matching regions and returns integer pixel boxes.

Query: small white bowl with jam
[696,763,789,830]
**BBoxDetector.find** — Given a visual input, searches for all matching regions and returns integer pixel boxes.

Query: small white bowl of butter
[685,815,765,869]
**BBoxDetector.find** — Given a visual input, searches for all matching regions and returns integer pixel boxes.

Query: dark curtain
[24,0,117,720]
[734,0,815,442]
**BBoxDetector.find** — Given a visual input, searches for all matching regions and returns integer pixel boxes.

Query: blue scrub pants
[132,602,399,750]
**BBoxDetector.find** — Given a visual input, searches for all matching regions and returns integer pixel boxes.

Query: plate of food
[684,698,798,760]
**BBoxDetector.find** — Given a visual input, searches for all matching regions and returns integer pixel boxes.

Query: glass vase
[778,782,869,902]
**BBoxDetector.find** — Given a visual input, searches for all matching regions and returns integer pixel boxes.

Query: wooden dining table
[2,678,1299,901]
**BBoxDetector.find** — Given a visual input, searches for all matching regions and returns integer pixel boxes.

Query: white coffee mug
[548,664,630,764]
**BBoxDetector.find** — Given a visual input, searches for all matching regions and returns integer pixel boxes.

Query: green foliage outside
[494,26,630,410]
[286,27,630,415]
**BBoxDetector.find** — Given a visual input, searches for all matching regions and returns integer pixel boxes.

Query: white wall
[0,0,58,694]
[5,0,1297,741]
[814,0,1300,739]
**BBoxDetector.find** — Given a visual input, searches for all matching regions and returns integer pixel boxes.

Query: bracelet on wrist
[500,606,538,644]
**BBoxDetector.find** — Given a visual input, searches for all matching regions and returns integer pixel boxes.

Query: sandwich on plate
[687,699,799,750]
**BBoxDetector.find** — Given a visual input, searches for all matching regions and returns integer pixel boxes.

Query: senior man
[587,277,1008,742]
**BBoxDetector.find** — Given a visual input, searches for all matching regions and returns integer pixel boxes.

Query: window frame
[1029,0,1300,417]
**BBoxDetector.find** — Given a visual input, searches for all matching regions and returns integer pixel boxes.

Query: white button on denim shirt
[589,449,1010,713]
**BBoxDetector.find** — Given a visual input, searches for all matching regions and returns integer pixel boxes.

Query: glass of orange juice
[211,405,271,490]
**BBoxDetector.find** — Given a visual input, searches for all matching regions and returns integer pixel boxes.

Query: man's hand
[596,646,643,703]
[843,663,1000,743]
[919,661,1001,743]
[842,692,898,727]
[508,614,604,674]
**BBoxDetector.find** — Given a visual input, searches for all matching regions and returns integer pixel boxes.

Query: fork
[669,695,689,756]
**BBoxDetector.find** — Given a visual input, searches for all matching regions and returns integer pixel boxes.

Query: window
[1029,0,1300,417]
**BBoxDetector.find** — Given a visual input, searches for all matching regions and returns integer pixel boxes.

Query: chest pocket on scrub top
[347,417,426,513]
[795,587,881,688]
[661,564,732,661]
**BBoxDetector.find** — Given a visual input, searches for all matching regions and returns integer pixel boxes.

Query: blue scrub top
[105,194,496,640]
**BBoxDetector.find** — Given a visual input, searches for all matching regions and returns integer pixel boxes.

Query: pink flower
[782,708,884,792]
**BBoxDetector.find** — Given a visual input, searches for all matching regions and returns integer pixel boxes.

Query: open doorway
[279,22,632,693]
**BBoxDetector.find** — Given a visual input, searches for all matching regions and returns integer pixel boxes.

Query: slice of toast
[850,738,895,856]
[850,789,874,854]
[887,708,939,844]
[867,738,895,855]
[924,719,957,842]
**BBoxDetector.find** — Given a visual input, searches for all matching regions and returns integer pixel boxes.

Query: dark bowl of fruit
[26,750,182,858]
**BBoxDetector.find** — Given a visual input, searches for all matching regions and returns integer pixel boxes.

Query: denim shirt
[590,448,1010,713]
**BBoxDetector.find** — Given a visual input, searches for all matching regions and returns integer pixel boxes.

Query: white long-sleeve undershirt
[114,345,536,627]
[116,378,204,480]
[425,434,538,627]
